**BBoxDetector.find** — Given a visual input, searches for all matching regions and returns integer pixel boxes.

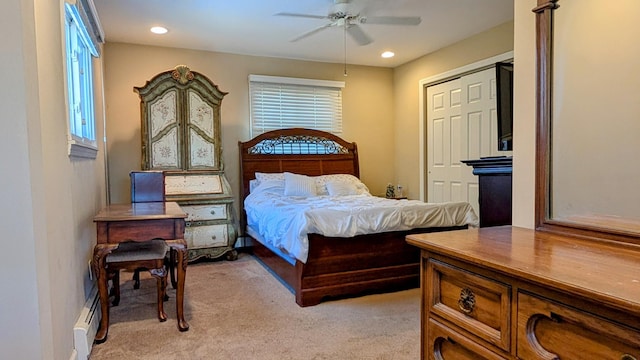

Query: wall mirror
[534,0,640,244]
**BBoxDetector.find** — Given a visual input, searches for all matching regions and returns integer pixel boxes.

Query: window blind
[249,75,344,137]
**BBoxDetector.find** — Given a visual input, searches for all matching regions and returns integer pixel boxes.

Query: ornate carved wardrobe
[134,65,237,261]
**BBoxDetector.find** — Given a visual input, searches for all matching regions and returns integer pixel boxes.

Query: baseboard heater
[73,286,101,360]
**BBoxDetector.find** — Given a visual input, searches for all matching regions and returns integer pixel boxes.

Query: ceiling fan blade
[346,24,372,46]
[291,23,334,42]
[360,16,422,26]
[275,12,328,20]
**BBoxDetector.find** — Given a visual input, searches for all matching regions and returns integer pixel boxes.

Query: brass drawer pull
[621,355,637,360]
[458,288,476,314]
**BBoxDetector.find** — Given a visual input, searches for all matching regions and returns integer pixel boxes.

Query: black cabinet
[461,157,512,227]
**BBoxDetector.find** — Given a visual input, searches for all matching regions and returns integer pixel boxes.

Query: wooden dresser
[461,157,512,228]
[134,65,237,262]
[406,226,640,360]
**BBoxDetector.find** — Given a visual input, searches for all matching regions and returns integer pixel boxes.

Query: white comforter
[244,180,479,263]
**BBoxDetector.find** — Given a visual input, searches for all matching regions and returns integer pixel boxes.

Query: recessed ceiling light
[150,26,168,35]
[381,51,395,58]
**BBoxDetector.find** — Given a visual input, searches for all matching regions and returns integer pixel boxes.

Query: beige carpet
[89,253,420,360]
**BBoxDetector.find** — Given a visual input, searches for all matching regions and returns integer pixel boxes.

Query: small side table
[92,202,189,343]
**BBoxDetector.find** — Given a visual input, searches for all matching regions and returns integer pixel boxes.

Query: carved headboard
[238,128,359,230]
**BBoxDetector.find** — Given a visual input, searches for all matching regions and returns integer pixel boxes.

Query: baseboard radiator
[73,286,101,360]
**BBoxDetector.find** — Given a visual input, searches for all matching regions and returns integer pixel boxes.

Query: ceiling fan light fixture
[381,51,395,58]
[150,26,168,35]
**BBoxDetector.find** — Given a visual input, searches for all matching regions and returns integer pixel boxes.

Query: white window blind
[249,75,344,137]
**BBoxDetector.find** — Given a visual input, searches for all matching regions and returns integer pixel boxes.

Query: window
[64,0,103,158]
[249,75,345,137]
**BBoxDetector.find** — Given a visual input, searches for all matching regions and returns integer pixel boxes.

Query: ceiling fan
[275,0,422,46]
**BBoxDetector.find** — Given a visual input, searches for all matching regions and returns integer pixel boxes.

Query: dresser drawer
[182,204,227,221]
[517,292,640,360]
[427,319,509,360]
[185,223,228,248]
[426,259,511,351]
[165,174,223,195]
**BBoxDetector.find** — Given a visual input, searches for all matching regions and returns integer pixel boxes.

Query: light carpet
[89,253,420,360]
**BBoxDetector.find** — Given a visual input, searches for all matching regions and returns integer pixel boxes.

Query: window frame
[63,0,103,159]
[248,75,345,138]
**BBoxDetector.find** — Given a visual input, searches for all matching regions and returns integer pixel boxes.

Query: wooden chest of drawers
[165,172,237,262]
[407,226,640,360]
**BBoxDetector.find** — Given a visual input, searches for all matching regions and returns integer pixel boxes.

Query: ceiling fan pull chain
[344,24,348,76]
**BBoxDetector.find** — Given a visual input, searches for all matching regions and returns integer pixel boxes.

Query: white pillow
[255,172,285,183]
[325,180,359,196]
[284,172,317,197]
[251,179,285,196]
[315,174,370,195]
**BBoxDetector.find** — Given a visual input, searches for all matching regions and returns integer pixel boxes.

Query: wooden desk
[92,202,189,343]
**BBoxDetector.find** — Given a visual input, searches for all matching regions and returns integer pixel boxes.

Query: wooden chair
[129,170,177,289]
[106,240,170,321]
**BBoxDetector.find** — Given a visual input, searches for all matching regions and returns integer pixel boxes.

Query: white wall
[0,0,48,358]
[512,0,537,228]
[0,1,107,359]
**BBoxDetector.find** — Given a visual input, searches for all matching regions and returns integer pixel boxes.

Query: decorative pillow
[284,172,317,197]
[255,172,285,183]
[251,179,285,196]
[325,180,359,196]
[315,174,370,195]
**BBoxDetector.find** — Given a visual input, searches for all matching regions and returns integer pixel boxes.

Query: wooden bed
[238,128,467,306]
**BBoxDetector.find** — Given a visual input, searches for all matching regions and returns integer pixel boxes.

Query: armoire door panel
[149,90,178,138]
[188,129,215,168]
[188,90,215,138]
[150,128,180,169]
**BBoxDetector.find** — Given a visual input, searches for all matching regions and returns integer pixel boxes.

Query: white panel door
[427,78,463,204]
[427,68,497,216]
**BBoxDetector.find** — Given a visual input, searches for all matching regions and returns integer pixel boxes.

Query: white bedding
[244,177,479,263]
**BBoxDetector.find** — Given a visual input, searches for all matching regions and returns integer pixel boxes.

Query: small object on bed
[386,183,396,198]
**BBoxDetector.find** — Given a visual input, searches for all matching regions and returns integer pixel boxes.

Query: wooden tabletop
[93,202,186,222]
[406,226,640,315]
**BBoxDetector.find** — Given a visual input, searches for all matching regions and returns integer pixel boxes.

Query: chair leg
[150,268,168,322]
[133,269,141,289]
[111,270,121,306]
[169,249,177,289]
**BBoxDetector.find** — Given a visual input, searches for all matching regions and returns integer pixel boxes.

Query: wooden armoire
[134,65,237,262]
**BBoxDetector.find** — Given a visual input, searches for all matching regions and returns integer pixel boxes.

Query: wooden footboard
[249,225,467,307]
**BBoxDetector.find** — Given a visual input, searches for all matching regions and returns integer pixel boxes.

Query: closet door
[461,68,498,160]
[427,78,463,204]
[426,68,496,214]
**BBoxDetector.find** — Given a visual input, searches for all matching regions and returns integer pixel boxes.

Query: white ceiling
[93,0,514,68]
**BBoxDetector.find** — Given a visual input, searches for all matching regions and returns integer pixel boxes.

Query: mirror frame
[533,0,640,245]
